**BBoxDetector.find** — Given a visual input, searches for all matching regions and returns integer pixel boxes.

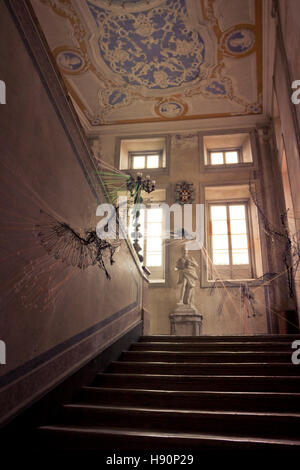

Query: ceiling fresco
[31,0,262,128]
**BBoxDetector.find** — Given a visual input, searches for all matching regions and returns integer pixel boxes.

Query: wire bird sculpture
[35,210,121,280]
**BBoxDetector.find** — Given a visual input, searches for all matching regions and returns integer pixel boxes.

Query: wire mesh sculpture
[35,210,121,280]
[249,182,300,297]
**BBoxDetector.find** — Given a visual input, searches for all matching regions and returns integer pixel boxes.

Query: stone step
[80,386,300,413]
[121,350,293,363]
[131,341,295,351]
[60,403,300,439]
[93,373,300,392]
[140,335,300,343]
[37,425,300,451]
[108,361,300,376]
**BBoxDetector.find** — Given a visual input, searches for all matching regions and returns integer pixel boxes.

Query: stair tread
[37,335,300,451]
[140,335,300,340]
[63,403,300,418]
[124,350,292,354]
[83,386,300,398]
[133,341,293,346]
[112,361,296,366]
[141,334,300,337]
[38,425,300,446]
[97,372,300,379]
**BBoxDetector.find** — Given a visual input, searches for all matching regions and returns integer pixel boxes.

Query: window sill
[202,278,266,288]
[204,163,254,171]
[124,168,168,175]
[148,280,167,287]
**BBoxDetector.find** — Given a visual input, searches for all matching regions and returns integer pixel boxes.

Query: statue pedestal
[169,304,203,336]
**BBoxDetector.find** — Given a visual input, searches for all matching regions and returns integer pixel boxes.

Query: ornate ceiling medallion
[155,98,187,119]
[89,0,164,13]
[221,25,256,58]
[53,46,88,75]
[87,0,207,90]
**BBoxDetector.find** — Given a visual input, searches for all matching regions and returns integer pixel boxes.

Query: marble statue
[175,246,199,307]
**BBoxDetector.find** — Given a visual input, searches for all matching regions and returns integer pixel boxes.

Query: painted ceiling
[31,0,262,129]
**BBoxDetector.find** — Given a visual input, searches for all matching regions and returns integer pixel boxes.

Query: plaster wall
[272,0,300,319]
[278,0,300,132]
[98,127,284,336]
[0,1,142,425]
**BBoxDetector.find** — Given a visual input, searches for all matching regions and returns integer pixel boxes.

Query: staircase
[38,334,300,453]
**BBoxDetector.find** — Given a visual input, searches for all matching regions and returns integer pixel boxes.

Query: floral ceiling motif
[87,0,206,89]
[32,0,263,128]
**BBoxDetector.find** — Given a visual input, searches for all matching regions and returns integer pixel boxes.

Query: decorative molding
[93,114,270,137]
[0,272,140,389]
[257,125,272,143]
[262,0,277,117]
[0,313,142,427]
[31,0,264,129]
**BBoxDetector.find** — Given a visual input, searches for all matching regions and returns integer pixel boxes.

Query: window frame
[143,205,165,282]
[207,147,243,166]
[198,129,258,173]
[129,203,166,285]
[207,199,255,281]
[115,135,171,175]
[129,150,163,170]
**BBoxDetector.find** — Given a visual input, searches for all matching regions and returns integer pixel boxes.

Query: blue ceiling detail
[86,0,205,90]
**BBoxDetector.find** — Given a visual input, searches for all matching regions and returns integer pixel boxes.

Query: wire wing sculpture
[35,210,121,280]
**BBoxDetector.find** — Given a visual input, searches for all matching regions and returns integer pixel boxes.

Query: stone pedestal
[169,304,203,336]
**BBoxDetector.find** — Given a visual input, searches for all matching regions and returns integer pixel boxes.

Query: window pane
[211,205,227,220]
[210,152,224,165]
[229,205,246,219]
[132,156,145,169]
[147,222,162,236]
[212,235,229,250]
[213,251,229,265]
[230,219,247,234]
[212,220,227,235]
[209,201,252,272]
[147,237,162,252]
[147,253,162,266]
[231,234,248,249]
[225,151,238,164]
[147,208,162,223]
[147,155,159,168]
[232,250,249,265]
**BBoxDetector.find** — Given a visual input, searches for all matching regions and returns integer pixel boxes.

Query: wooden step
[80,387,300,413]
[140,335,300,343]
[60,404,300,439]
[37,425,300,451]
[94,373,300,392]
[121,350,293,363]
[108,361,300,376]
[131,341,294,351]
